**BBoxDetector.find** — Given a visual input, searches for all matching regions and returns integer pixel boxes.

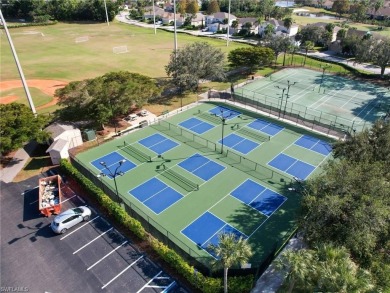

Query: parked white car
[139,110,148,116]
[51,206,91,234]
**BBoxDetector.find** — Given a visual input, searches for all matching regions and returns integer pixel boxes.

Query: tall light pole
[215,109,233,154]
[226,0,231,47]
[319,64,331,93]
[283,80,297,117]
[173,0,178,56]
[152,0,157,35]
[275,86,286,118]
[100,159,126,203]
[103,0,109,26]
[0,9,36,115]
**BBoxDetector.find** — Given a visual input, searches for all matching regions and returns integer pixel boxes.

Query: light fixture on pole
[284,80,297,117]
[152,0,157,35]
[99,159,126,203]
[214,109,233,154]
[275,85,286,118]
[103,0,109,26]
[318,64,331,93]
[226,0,231,47]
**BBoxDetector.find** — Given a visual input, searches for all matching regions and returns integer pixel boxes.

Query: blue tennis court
[181,212,247,256]
[209,106,240,120]
[91,151,136,178]
[179,117,214,134]
[139,133,179,155]
[247,119,284,136]
[294,135,332,156]
[230,179,286,216]
[268,153,316,180]
[219,133,259,154]
[178,154,225,181]
[129,178,183,214]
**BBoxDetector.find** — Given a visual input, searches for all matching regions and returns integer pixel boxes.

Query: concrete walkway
[0,141,37,183]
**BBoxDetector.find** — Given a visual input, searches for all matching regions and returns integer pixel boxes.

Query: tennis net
[122,144,152,162]
[197,112,222,124]
[237,127,270,142]
[161,169,199,192]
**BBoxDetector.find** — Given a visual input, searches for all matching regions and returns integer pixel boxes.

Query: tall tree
[0,103,50,155]
[332,0,350,18]
[355,37,390,76]
[283,17,293,30]
[302,40,314,65]
[265,35,291,65]
[209,233,252,293]
[165,42,226,92]
[178,0,187,16]
[372,0,384,16]
[186,0,199,14]
[207,0,220,14]
[258,0,275,20]
[228,47,274,72]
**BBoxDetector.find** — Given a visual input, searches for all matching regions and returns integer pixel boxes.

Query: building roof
[45,123,79,139]
[46,138,69,153]
[237,17,259,25]
[212,12,237,19]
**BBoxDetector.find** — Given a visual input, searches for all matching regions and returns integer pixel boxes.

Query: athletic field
[73,101,333,270]
[235,68,390,135]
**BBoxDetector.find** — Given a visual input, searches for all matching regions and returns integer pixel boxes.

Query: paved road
[1,172,188,293]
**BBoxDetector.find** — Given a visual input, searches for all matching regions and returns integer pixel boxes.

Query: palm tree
[209,233,252,293]
[283,17,293,31]
[290,43,300,65]
[275,248,316,293]
[302,40,314,66]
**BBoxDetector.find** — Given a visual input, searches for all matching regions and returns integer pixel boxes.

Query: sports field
[235,68,390,134]
[74,101,333,269]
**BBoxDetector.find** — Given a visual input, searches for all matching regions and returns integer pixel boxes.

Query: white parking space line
[77,196,86,203]
[23,186,39,196]
[136,271,162,293]
[101,255,144,289]
[87,241,128,270]
[162,281,177,293]
[62,194,76,202]
[60,216,100,240]
[73,227,114,254]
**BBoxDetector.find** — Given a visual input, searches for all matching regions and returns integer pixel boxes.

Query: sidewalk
[0,141,37,183]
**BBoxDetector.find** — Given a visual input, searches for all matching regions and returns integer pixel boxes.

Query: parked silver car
[51,206,92,234]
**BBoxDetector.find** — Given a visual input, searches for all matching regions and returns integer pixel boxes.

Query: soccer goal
[113,45,128,54]
[75,36,89,43]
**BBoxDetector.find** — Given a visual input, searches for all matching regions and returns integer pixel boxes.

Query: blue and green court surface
[77,100,333,269]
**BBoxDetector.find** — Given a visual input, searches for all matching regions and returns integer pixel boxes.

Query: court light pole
[284,80,297,117]
[214,109,232,154]
[100,159,126,203]
[275,86,286,118]
[319,64,331,93]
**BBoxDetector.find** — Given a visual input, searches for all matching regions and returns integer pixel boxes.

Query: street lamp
[100,159,126,202]
[319,64,331,93]
[275,85,286,118]
[214,109,233,154]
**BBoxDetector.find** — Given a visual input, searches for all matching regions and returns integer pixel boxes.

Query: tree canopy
[54,71,161,128]
[228,47,274,72]
[165,42,226,92]
[332,0,351,18]
[301,120,390,290]
[0,103,50,155]
[207,0,220,14]
[355,36,390,76]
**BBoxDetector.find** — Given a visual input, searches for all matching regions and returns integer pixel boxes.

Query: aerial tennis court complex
[73,68,388,272]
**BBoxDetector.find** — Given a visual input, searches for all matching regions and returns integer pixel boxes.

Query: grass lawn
[0,20,251,82]
[0,87,52,107]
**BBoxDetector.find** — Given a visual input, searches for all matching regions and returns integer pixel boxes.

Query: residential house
[161,12,185,26]
[306,22,341,42]
[143,5,165,21]
[258,18,299,37]
[205,12,237,26]
[188,12,205,27]
[367,6,390,20]
[236,18,260,35]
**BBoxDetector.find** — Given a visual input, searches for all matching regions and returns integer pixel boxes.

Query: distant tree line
[1,0,123,23]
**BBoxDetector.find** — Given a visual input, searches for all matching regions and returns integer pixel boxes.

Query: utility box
[83,129,96,141]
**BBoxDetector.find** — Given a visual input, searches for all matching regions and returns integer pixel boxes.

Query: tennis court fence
[233,88,371,138]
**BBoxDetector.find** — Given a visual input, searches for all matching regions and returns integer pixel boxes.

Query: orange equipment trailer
[39,175,62,217]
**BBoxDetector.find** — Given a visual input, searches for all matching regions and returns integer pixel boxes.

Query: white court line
[307,90,336,108]
[62,194,76,203]
[101,255,144,289]
[60,216,99,240]
[136,271,162,293]
[87,240,128,270]
[73,227,113,254]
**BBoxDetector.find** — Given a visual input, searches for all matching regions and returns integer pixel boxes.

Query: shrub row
[2,21,58,29]
[60,159,254,292]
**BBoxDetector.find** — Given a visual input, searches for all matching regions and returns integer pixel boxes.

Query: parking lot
[0,171,188,293]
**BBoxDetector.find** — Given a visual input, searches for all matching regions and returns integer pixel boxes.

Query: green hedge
[1,21,58,29]
[60,159,254,293]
